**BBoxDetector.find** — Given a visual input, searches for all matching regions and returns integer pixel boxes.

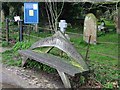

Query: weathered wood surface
[57,70,71,88]
[19,50,83,76]
[30,31,89,72]
[83,13,97,44]
[18,31,89,88]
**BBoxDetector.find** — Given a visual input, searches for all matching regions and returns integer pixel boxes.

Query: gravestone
[83,13,97,44]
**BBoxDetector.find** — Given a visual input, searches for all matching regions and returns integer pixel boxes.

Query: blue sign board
[24,2,39,24]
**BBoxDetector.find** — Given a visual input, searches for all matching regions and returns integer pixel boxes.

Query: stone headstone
[83,13,97,44]
[1,9,5,23]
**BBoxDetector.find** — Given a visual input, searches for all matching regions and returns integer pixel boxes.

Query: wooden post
[0,2,2,46]
[19,20,23,42]
[6,18,9,43]
[35,24,38,32]
[0,2,1,20]
[85,35,91,61]
[118,7,120,34]
[28,25,31,41]
[118,7,120,88]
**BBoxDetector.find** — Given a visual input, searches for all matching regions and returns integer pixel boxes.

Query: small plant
[2,41,32,66]
[12,41,32,51]
[104,82,114,89]
[2,41,8,47]
[2,50,22,66]
[79,75,85,85]
[26,60,56,73]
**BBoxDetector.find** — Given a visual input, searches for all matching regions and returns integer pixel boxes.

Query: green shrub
[2,41,32,66]
[2,50,22,66]
[2,41,8,47]
[26,60,56,73]
[104,82,114,88]
[12,41,32,51]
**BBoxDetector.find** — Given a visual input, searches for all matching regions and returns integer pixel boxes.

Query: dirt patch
[2,64,64,88]
[0,47,11,53]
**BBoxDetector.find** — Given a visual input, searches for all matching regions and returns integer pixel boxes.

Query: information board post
[19,20,23,42]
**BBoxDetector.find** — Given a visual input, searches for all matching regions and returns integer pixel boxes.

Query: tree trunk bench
[19,49,84,88]
[18,31,89,88]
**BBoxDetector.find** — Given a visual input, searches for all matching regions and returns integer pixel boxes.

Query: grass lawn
[70,31,118,88]
[1,19,119,88]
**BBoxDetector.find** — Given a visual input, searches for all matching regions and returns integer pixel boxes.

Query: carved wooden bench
[18,31,89,88]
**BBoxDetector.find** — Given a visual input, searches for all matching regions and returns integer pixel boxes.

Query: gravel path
[0,47,12,53]
[2,64,64,88]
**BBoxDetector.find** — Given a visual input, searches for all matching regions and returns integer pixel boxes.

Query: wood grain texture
[30,31,89,71]
[19,50,83,76]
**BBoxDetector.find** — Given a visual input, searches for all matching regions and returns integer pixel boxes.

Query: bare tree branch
[45,3,52,29]
[45,0,65,32]
[57,1,64,19]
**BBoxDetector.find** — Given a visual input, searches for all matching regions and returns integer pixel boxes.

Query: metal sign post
[19,20,23,42]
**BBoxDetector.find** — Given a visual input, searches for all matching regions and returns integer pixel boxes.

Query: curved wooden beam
[30,31,89,72]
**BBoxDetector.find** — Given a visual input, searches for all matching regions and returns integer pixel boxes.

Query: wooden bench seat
[19,49,84,88]
[19,49,81,76]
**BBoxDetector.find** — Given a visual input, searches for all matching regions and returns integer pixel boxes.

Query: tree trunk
[118,7,120,34]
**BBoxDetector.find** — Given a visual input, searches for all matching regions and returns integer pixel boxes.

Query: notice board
[24,2,39,24]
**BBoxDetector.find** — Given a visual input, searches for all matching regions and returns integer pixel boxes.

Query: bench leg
[57,70,71,88]
[45,47,54,53]
[21,56,28,67]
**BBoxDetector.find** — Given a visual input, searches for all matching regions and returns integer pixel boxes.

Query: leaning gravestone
[83,13,97,44]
